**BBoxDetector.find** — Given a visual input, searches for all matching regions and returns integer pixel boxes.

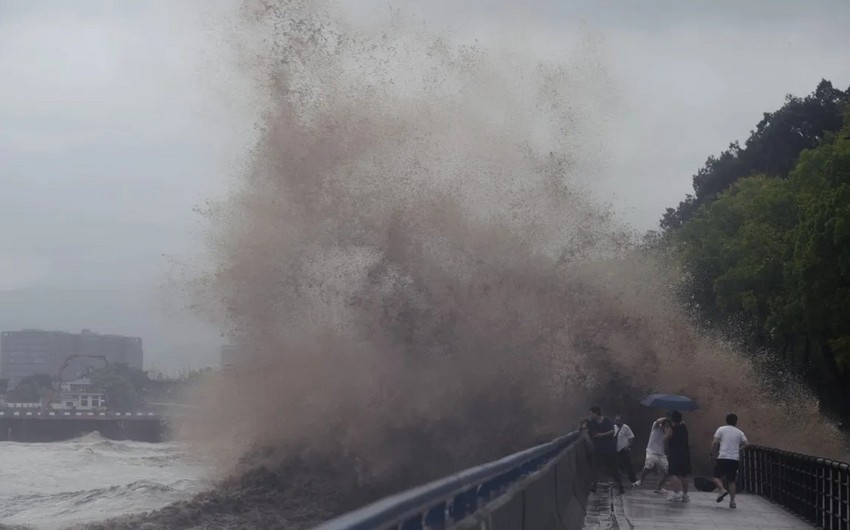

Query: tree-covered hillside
[662,80,850,425]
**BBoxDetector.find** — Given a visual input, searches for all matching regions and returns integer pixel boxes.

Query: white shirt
[646,422,665,455]
[714,425,748,460]
[615,423,634,452]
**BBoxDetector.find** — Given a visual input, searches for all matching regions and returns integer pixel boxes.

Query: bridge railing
[741,445,850,529]
[315,431,594,530]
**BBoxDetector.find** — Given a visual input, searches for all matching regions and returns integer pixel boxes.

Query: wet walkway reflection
[584,482,810,529]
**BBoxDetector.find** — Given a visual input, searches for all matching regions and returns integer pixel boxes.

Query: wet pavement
[581,483,616,530]
[584,482,812,529]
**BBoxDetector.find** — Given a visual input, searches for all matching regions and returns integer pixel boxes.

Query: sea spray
[174,0,846,524]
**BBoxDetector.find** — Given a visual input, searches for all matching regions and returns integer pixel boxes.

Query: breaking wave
[164,0,850,527]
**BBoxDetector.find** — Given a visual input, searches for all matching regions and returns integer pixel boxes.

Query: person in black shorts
[714,459,739,488]
[711,413,749,509]
[665,410,691,502]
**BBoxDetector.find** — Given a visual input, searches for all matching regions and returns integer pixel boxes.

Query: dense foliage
[88,364,151,410]
[665,80,850,423]
[662,80,850,230]
[6,374,54,403]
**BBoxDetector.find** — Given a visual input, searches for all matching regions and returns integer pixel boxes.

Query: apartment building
[0,329,143,385]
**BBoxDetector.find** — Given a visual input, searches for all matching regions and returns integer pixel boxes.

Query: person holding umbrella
[638,393,698,501]
[633,416,671,493]
[666,410,692,502]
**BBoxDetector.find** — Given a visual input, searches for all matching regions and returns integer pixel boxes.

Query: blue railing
[315,431,593,530]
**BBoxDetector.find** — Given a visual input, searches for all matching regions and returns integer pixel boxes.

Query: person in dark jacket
[582,406,625,494]
[665,410,691,502]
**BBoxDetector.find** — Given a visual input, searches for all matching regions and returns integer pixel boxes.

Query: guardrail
[741,445,850,529]
[0,409,158,419]
[315,431,593,530]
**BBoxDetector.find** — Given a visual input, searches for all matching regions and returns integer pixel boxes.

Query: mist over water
[181,0,847,515]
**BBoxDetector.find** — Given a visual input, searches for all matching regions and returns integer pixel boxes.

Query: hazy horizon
[2,0,849,372]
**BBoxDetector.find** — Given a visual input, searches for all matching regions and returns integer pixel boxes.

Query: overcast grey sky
[1,1,849,370]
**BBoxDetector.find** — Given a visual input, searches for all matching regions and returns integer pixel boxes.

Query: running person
[711,413,749,509]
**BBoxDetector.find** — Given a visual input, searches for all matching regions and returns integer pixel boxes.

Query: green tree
[662,80,849,231]
[672,117,850,422]
[676,175,797,340]
[7,374,54,403]
[780,128,850,374]
[88,364,151,411]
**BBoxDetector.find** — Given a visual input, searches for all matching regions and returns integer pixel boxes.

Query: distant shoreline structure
[1,328,143,388]
[0,408,165,443]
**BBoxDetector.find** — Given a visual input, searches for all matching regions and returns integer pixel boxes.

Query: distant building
[0,329,143,386]
[52,378,106,410]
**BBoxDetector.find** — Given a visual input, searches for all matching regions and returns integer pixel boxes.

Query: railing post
[790,452,798,513]
[762,449,768,497]
[753,447,760,495]
[841,464,850,528]
[745,448,753,494]
[830,464,837,530]
[830,464,838,530]
[806,456,816,523]
[750,448,757,495]
[769,450,777,501]
[819,459,826,528]
[738,446,850,529]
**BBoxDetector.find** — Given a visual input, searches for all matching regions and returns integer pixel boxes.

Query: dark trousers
[593,452,624,492]
[617,449,637,483]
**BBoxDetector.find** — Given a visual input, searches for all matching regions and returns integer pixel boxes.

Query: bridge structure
[316,431,849,530]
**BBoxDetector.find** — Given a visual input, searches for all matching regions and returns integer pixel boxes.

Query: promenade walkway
[584,482,811,529]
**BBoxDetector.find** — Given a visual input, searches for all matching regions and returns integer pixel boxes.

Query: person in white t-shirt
[633,417,671,493]
[710,413,749,509]
[614,415,637,483]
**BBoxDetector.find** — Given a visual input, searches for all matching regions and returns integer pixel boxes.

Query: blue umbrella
[640,393,699,411]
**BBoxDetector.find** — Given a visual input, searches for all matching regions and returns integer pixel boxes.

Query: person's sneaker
[632,480,642,487]
[654,488,668,494]
[716,490,729,503]
[681,495,690,503]
[730,501,736,509]
[667,492,682,502]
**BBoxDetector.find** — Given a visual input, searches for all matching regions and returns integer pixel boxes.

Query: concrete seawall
[0,411,165,442]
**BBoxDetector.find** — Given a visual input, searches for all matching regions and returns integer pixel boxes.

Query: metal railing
[741,445,850,529]
[315,431,594,530]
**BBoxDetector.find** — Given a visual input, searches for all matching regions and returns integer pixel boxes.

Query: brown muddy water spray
[176,0,847,522]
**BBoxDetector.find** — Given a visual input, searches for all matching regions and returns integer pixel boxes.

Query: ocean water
[0,433,210,530]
